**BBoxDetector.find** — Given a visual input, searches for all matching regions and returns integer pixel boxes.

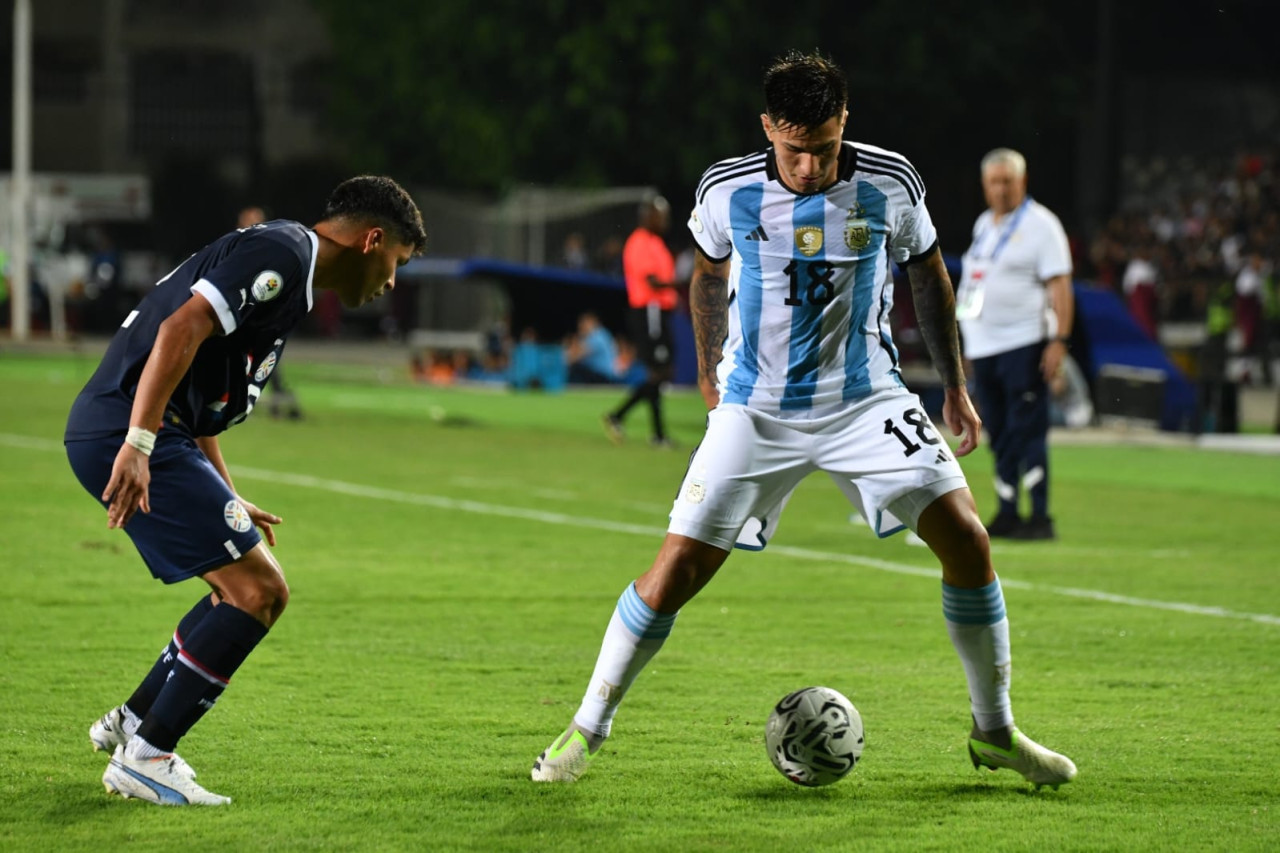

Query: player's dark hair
[322,176,428,255]
[763,50,848,131]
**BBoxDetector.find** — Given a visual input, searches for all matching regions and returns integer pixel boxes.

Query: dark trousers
[971,341,1051,520]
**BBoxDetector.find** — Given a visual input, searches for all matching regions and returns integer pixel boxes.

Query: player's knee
[234,578,288,625]
[958,514,991,562]
[223,570,289,626]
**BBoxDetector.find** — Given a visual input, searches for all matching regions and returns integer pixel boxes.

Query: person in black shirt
[66,176,426,806]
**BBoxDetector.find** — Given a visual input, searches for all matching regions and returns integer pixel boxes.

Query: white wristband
[125,426,157,457]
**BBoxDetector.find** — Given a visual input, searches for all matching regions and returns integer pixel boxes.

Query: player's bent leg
[201,542,290,628]
[533,535,731,782]
[914,487,992,589]
[915,488,1077,788]
[122,544,283,790]
[635,534,732,612]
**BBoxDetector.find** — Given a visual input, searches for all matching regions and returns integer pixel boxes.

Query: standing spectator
[603,196,677,447]
[1235,250,1269,382]
[1122,243,1160,340]
[957,148,1074,541]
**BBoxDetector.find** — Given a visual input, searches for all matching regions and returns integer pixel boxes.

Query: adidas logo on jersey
[743,225,769,242]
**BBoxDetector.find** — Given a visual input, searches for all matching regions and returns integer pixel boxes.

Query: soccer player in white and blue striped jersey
[533,50,1075,789]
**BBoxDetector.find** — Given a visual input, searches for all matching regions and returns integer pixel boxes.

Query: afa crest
[794,226,824,257]
[844,204,872,251]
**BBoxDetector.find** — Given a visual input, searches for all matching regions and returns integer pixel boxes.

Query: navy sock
[135,604,269,752]
[125,595,215,719]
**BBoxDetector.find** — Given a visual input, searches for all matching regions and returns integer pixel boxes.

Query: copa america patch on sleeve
[251,270,283,302]
[224,500,254,533]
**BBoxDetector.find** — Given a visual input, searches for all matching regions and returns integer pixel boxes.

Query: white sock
[942,578,1014,733]
[573,583,677,739]
[124,736,169,760]
[121,705,142,738]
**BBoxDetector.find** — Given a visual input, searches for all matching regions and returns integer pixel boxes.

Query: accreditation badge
[955,259,987,320]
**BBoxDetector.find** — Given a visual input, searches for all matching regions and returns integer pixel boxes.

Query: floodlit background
[3,0,1279,431]
[1,3,1279,850]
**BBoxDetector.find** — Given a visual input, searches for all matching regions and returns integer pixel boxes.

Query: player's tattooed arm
[690,252,730,407]
[906,248,966,389]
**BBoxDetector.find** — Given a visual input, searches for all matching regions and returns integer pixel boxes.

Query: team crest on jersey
[794,226,823,257]
[251,270,283,302]
[253,351,278,383]
[689,211,704,234]
[685,480,706,505]
[844,203,872,251]
[224,500,253,533]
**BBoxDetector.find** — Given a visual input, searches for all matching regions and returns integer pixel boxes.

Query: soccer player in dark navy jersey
[65,175,426,806]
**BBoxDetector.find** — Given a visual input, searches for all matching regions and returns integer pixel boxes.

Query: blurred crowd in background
[1089,146,1280,384]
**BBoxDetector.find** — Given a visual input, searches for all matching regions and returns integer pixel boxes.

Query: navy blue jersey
[66,220,317,440]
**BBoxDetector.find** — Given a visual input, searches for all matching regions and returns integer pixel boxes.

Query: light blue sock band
[617,583,677,640]
[942,578,1007,625]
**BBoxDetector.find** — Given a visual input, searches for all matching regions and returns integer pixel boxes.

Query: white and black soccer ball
[765,686,864,787]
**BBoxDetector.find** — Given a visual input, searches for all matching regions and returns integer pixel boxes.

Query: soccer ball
[765,686,864,787]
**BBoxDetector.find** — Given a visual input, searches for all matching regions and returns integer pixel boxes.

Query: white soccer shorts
[667,389,969,551]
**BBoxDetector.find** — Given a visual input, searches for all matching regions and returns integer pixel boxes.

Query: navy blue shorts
[66,430,262,584]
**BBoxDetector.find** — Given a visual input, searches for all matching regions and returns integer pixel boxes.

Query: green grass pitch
[1,353,1277,851]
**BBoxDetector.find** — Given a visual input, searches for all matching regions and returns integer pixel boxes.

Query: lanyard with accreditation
[955,196,1032,320]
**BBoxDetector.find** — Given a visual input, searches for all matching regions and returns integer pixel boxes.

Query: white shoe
[102,745,229,805]
[531,726,600,782]
[89,707,195,778]
[969,727,1077,790]
[89,707,132,753]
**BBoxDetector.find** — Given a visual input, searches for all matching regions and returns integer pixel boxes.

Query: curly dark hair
[322,176,428,255]
[763,50,848,131]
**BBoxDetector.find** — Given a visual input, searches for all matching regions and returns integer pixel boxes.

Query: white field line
[6,432,1277,626]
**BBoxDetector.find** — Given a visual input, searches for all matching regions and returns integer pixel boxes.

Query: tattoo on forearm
[908,259,966,388]
[690,271,729,386]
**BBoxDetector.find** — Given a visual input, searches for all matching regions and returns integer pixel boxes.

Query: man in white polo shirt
[957,148,1073,541]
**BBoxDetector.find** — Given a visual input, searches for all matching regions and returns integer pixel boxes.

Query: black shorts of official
[627,305,675,369]
[65,430,262,584]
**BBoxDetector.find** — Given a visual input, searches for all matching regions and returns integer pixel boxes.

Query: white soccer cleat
[90,707,196,778]
[531,726,600,783]
[89,707,131,754]
[968,727,1077,790]
[102,745,228,806]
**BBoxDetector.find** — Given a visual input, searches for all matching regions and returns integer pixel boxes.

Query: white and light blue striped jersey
[688,141,938,418]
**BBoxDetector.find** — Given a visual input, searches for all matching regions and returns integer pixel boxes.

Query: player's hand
[698,376,720,410]
[1041,339,1067,384]
[238,499,282,546]
[942,385,982,457]
[102,443,151,529]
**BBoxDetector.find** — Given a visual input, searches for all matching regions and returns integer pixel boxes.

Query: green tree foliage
[310,0,1086,236]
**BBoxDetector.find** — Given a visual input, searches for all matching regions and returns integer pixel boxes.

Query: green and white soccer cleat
[969,727,1077,790]
[531,726,601,782]
[102,745,226,805]
[89,707,131,754]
